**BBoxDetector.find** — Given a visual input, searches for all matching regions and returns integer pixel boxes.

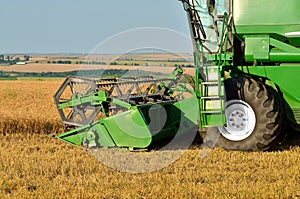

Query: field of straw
[1,79,300,198]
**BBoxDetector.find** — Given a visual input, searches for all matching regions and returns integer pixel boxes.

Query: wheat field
[1,79,300,198]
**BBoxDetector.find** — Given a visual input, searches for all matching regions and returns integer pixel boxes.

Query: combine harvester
[53,0,300,151]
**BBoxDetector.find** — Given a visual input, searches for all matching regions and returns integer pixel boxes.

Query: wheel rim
[219,100,256,141]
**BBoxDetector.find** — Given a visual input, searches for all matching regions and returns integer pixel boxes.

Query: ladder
[199,64,225,128]
[198,14,231,129]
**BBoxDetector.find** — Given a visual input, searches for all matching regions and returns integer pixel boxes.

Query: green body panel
[100,107,152,148]
[269,50,300,63]
[265,65,300,102]
[56,96,199,149]
[140,96,199,142]
[244,35,300,63]
[244,36,270,62]
[56,107,153,149]
[173,96,198,125]
[56,122,116,147]
[233,0,300,47]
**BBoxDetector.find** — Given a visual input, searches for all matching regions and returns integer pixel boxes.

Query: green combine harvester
[53,0,300,151]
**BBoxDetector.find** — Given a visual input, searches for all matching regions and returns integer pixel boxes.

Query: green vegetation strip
[0,69,164,79]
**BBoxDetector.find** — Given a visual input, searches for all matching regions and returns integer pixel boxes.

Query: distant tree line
[46,60,142,66]
[0,69,164,79]
[47,60,108,65]
[47,60,72,64]
[0,69,130,78]
[45,60,194,68]
[174,64,194,68]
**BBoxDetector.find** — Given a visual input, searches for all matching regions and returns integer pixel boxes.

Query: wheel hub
[219,100,256,141]
[228,110,247,130]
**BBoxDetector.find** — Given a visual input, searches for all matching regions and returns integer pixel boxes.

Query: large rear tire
[203,77,283,151]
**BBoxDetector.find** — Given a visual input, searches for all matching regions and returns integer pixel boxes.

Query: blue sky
[0,0,193,54]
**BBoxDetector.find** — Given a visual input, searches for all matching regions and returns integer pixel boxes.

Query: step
[201,98,224,110]
[201,84,224,96]
[201,113,225,127]
[201,96,224,100]
[202,65,222,81]
[204,65,220,69]
[201,81,222,86]
[201,109,224,114]
[204,74,219,81]
[202,124,224,128]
